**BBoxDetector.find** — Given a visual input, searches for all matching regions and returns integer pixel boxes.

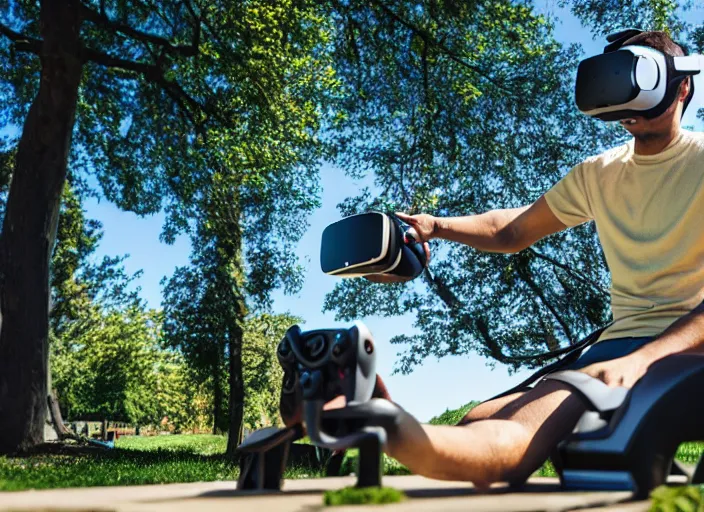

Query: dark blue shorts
[561,336,657,371]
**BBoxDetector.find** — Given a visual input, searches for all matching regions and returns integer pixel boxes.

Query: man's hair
[622,31,686,57]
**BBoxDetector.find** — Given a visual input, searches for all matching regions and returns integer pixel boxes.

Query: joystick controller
[236,321,401,491]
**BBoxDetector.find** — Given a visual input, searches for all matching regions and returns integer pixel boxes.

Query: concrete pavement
[0,476,648,512]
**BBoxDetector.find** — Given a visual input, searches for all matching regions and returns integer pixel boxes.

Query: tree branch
[82,47,156,75]
[421,270,515,364]
[516,267,574,344]
[83,47,223,132]
[527,247,609,298]
[0,22,42,54]
[422,269,572,364]
[369,0,518,96]
[80,3,199,57]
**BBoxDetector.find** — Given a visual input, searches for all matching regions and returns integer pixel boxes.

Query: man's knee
[480,381,586,485]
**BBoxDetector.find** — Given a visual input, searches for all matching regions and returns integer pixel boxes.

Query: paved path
[0,476,649,512]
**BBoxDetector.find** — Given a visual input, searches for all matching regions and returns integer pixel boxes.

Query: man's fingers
[423,242,431,265]
[323,395,346,411]
[395,212,416,224]
[372,374,392,400]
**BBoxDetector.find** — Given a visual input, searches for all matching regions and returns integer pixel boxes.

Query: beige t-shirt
[544,129,704,341]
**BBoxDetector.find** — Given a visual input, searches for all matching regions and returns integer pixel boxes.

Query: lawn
[0,435,237,491]
[1,407,702,492]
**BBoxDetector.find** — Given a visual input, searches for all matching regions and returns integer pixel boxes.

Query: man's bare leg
[386,380,586,487]
[457,390,527,425]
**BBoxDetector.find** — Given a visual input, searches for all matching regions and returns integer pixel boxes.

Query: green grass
[0,435,237,491]
[338,448,412,477]
[324,486,406,506]
[116,434,228,455]
[428,401,482,426]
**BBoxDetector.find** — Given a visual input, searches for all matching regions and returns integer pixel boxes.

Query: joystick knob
[299,370,323,400]
[277,338,295,369]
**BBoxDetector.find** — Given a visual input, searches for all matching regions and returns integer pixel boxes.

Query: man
[282,31,704,488]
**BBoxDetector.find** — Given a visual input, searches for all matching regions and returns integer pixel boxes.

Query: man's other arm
[432,196,567,253]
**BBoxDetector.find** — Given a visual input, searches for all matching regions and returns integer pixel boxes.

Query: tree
[161,257,230,434]
[162,184,305,452]
[559,0,688,38]
[242,313,301,431]
[51,305,164,425]
[321,0,704,375]
[0,0,335,453]
[321,0,632,374]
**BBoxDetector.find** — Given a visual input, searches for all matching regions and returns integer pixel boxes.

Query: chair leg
[692,452,704,485]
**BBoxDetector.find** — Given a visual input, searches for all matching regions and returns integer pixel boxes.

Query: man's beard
[632,129,669,143]
[632,128,671,144]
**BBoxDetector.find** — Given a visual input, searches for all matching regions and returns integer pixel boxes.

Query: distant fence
[66,420,138,439]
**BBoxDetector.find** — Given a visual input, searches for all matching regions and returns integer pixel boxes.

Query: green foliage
[428,401,481,425]
[675,443,704,465]
[162,235,305,433]
[153,353,214,433]
[560,0,687,38]
[323,486,406,506]
[650,485,704,512]
[51,306,164,424]
[48,183,206,429]
[338,448,411,477]
[323,0,620,374]
[242,313,302,430]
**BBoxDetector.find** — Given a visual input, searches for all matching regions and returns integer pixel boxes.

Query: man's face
[618,78,690,140]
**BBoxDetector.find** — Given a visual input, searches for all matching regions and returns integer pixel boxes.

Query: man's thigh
[457,390,528,425]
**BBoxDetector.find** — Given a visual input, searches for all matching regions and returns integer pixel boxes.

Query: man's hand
[279,374,392,427]
[578,352,651,389]
[395,212,438,243]
[364,273,416,284]
[362,212,432,284]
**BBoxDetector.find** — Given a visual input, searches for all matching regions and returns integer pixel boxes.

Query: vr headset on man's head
[576,28,701,121]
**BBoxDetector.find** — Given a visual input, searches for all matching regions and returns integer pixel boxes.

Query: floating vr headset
[576,29,700,121]
[320,212,427,280]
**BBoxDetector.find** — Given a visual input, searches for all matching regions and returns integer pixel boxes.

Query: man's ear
[680,77,691,102]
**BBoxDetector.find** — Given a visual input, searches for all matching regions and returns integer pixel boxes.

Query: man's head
[617,31,691,141]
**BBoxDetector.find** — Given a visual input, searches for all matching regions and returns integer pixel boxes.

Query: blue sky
[83,1,704,422]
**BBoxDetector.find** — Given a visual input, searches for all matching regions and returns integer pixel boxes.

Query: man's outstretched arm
[397,195,567,254]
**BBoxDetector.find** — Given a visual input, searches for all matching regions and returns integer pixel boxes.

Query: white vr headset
[575,29,701,121]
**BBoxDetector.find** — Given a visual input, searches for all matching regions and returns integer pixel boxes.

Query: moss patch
[323,486,406,506]
[649,484,704,512]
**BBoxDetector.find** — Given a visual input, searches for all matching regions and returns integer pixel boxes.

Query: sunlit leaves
[322,0,620,374]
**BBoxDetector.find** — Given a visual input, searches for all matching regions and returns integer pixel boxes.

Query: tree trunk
[0,0,83,454]
[225,322,245,458]
[212,355,223,435]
